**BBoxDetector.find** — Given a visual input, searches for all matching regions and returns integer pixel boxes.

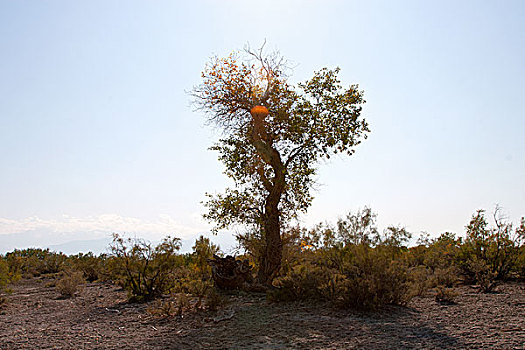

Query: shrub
[271,244,413,310]
[175,292,190,315]
[430,266,460,288]
[408,266,432,297]
[518,244,525,280]
[468,259,498,293]
[56,269,85,297]
[148,299,177,318]
[69,252,107,282]
[0,259,10,306]
[458,208,523,284]
[5,248,66,278]
[1,255,21,306]
[190,236,219,278]
[339,248,412,310]
[336,207,379,246]
[424,232,461,272]
[269,209,415,310]
[514,218,525,279]
[435,285,458,304]
[109,234,183,302]
[205,288,227,311]
[270,262,331,302]
[183,277,213,309]
[0,259,10,290]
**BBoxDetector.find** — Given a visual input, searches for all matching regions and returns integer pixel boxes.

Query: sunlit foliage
[192,45,369,283]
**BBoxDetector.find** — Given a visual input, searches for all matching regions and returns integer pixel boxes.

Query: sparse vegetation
[108,234,184,302]
[5,248,67,278]
[263,206,524,309]
[0,206,523,315]
[434,285,458,304]
[69,252,107,282]
[457,207,525,289]
[268,209,414,310]
[0,259,10,306]
[56,269,85,298]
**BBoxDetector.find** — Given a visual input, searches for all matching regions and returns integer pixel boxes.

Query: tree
[192,45,370,285]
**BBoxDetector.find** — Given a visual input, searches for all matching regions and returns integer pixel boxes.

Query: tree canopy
[192,46,370,284]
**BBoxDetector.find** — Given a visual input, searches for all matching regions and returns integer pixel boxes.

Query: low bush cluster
[0,234,225,311]
[5,248,67,278]
[268,209,414,310]
[253,207,524,310]
[0,206,523,312]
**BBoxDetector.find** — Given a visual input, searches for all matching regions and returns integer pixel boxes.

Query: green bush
[109,234,184,302]
[270,209,414,310]
[5,248,66,278]
[0,258,16,306]
[270,262,331,302]
[458,208,524,286]
[271,245,413,310]
[190,235,219,279]
[69,252,107,282]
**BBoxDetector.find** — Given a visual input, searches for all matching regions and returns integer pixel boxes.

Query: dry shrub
[269,263,330,302]
[56,270,84,297]
[5,248,66,278]
[205,288,227,312]
[458,208,523,284]
[435,285,458,304]
[0,260,8,306]
[268,209,416,310]
[318,272,349,304]
[148,299,177,317]
[468,259,498,293]
[176,293,190,315]
[0,259,10,296]
[148,292,191,317]
[270,246,413,310]
[518,246,525,280]
[70,252,107,282]
[109,234,183,302]
[184,278,213,310]
[430,266,460,288]
[339,257,412,310]
[408,266,432,297]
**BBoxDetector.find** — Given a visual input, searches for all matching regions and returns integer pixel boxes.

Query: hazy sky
[1,0,524,253]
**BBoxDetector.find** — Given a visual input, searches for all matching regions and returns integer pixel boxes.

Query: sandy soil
[0,277,524,349]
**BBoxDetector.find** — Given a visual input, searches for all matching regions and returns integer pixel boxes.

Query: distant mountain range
[0,229,238,256]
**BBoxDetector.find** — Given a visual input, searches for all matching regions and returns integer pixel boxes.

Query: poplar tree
[192,46,370,285]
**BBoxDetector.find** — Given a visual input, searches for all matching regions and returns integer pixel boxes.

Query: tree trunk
[257,198,283,285]
[256,147,286,285]
[250,106,286,286]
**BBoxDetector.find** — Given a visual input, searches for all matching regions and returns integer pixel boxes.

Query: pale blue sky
[1,1,524,253]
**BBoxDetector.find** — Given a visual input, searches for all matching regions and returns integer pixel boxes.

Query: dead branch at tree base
[208,255,254,290]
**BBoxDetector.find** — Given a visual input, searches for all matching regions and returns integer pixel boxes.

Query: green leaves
[193,49,369,235]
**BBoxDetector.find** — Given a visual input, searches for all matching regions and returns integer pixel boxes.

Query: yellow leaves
[300,240,314,252]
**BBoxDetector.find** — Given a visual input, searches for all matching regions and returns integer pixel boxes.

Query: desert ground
[1,277,524,349]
